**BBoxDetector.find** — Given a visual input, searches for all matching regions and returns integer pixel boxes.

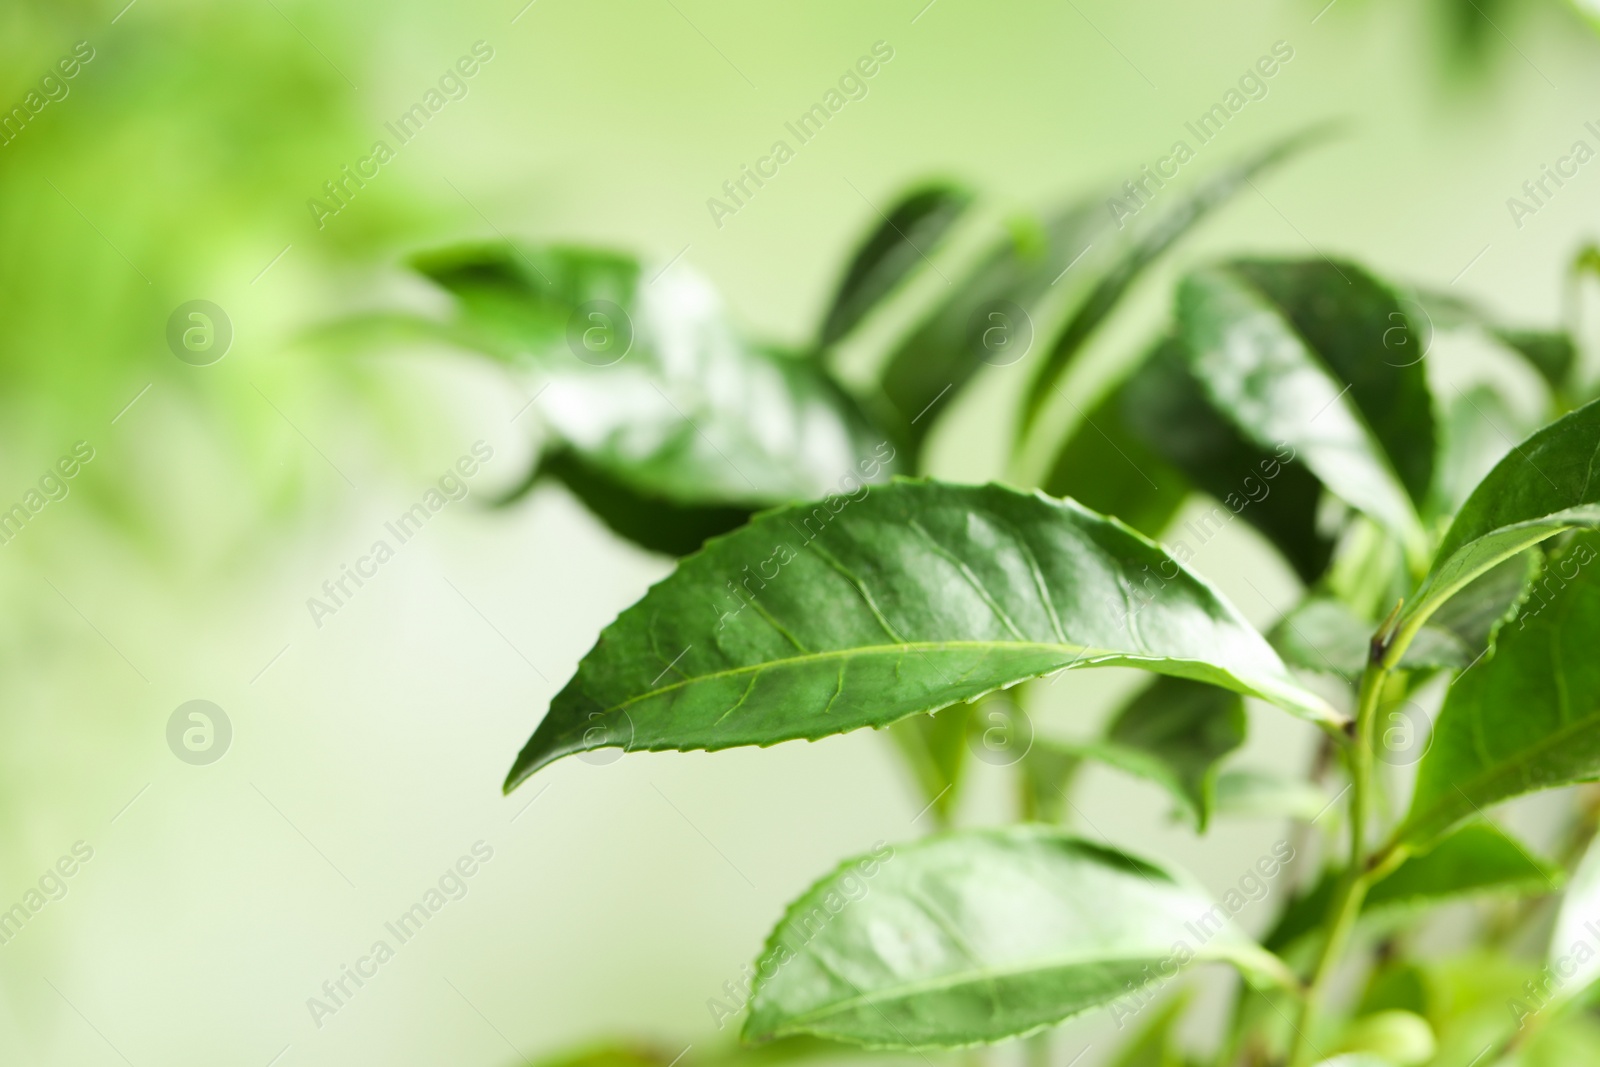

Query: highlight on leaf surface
[504,480,1337,789]
[742,826,1295,1049]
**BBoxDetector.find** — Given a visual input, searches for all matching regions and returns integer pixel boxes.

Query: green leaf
[819,183,973,347]
[1175,261,1431,556]
[520,448,754,557]
[1073,676,1246,831]
[1040,380,1189,539]
[1268,823,1560,951]
[1549,835,1600,1007]
[1400,532,1600,845]
[1213,769,1330,822]
[1121,339,1334,584]
[505,480,1337,788]
[742,826,1293,1049]
[1107,992,1190,1067]
[1019,129,1330,440]
[1396,398,1600,650]
[1020,740,1083,823]
[405,243,899,519]
[887,702,972,826]
[877,202,1104,459]
[1333,1011,1435,1066]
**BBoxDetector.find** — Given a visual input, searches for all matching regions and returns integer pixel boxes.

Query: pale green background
[0,0,1596,1064]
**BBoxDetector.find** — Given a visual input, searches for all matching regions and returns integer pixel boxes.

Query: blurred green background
[2,0,1599,1063]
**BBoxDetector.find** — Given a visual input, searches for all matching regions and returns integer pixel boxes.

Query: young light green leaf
[1548,834,1600,1004]
[1332,1011,1435,1066]
[1107,992,1190,1067]
[742,826,1294,1049]
[1400,532,1600,845]
[1019,129,1330,440]
[1395,398,1600,652]
[1176,262,1430,557]
[1267,823,1560,951]
[505,480,1337,788]
[819,183,973,347]
[1073,676,1246,831]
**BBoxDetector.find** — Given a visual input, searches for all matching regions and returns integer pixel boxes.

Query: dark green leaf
[521,448,754,557]
[1268,823,1559,952]
[877,202,1104,459]
[1040,379,1189,539]
[1395,398,1600,666]
[1400,533,1600,846]
[505,480,1336,788]
[1019,129,1331,440]
[743,827,1292,1049]
[1074,676,1246,831]
[819,183,973,347]
[1176,262,1430,555]
[1121,339,1334,583]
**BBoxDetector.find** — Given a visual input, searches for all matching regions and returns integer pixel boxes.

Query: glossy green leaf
[742,826,1292,1049]
[505,480,1337,788]
[819,183,973,347]
[1019,130,1330,439]
[1074,676,1246,831]
[1176,262,1430,555]
[517,448,754,557]
[1400,532,1600,845]
[405,243,899,515]
[1121,339,1334,583]
[1396,398,1600,649]
[1268,823,1560,951]
[877,202,1105,458]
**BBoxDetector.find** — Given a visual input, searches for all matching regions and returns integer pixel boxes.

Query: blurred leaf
[1121,339,1335,583]
[1041,378,1190,539]
[819,183,974,347]
[505,481,1336,787]
[1019,128,1332,441]
[1267,823,1560,951]
[1107,992,1190,1067]
[887,703,972,826]
[1021,740,1083,823]
[1546,829,1600,1002]
[1358,962,1432,1018]
[1332,1010,1435,1066]
[877,200,1104,459]
[1176,261,1432,556]
[1213,769,1330,822]
[1073,676,1247,831]
[1401,532,1600,846]
[512,447,754,557]
[743,827,1294,1048]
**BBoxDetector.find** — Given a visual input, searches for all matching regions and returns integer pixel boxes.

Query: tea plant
[360,132,1600,1066]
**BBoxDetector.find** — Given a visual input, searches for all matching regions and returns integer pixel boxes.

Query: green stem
[1287,651,1387,1067]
